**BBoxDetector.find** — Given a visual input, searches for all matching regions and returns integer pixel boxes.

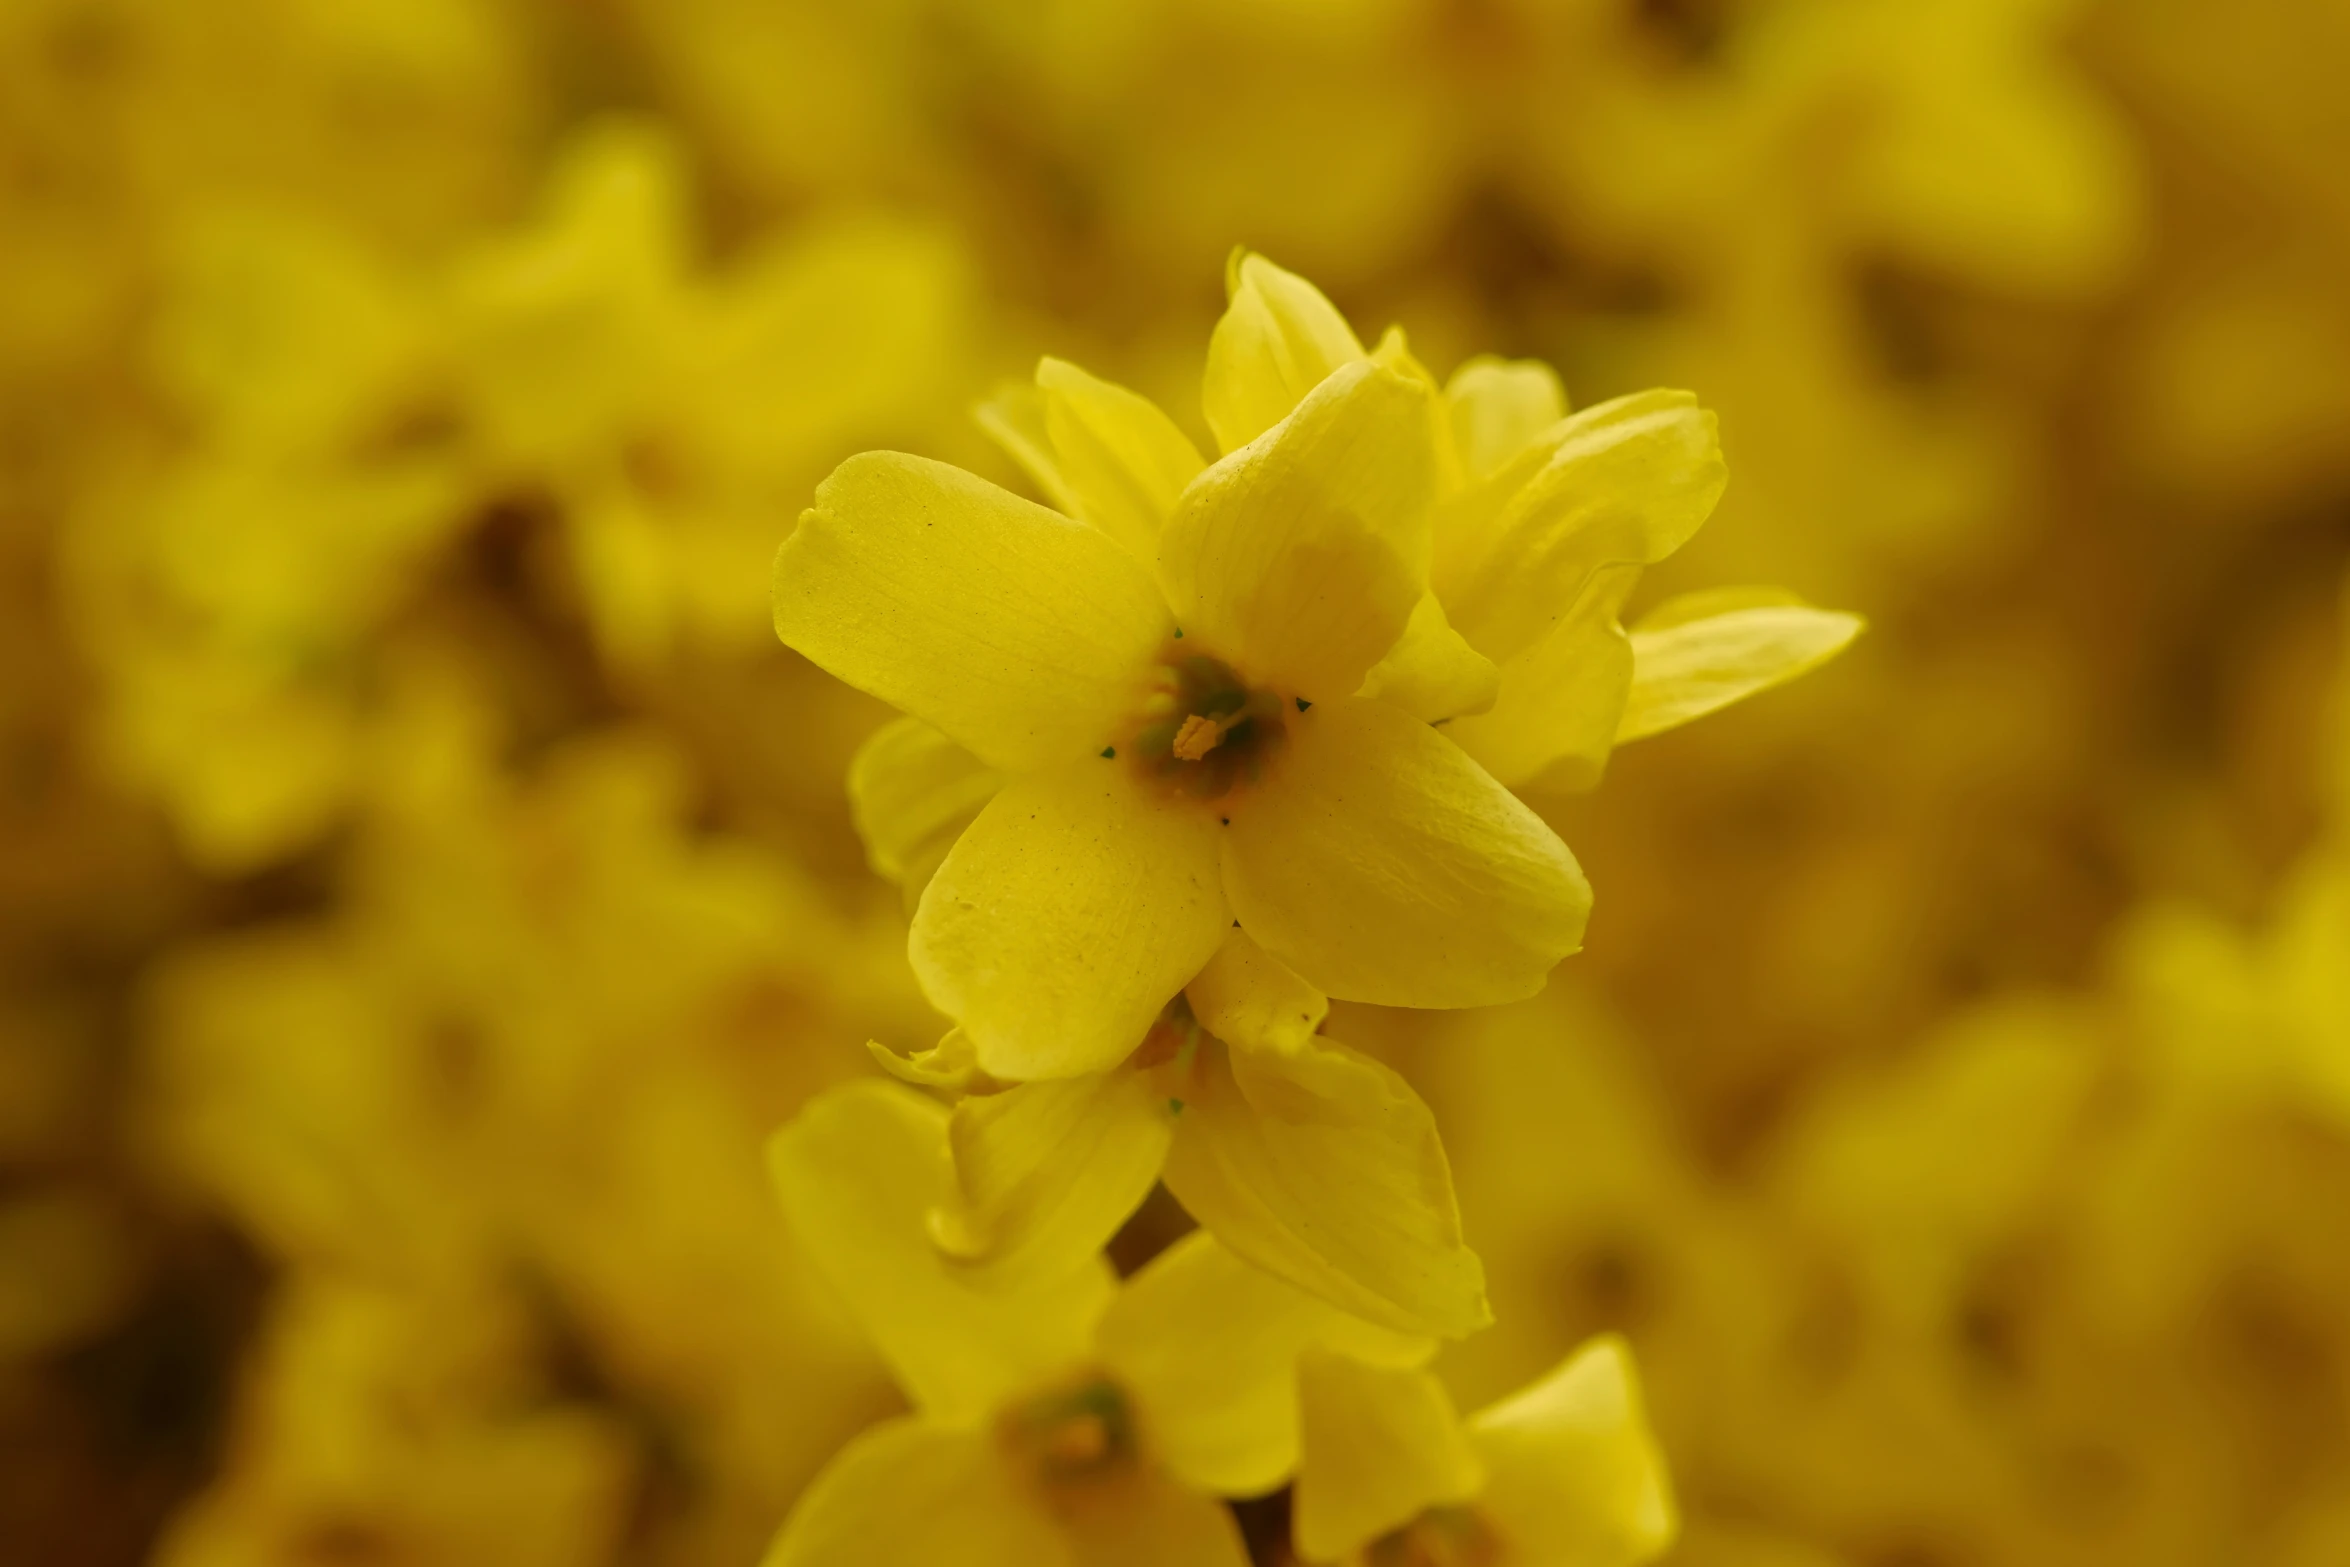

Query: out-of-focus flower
[152,1278,636,1567]
[2093,0,2350,510]
[764,1077,1424,1567]
[141,705,940,1563]
[64,211,471,872]
[2111,591,2350,1126]
[1288,1334,1675,1567]
[452,120,976,667]
[66,118,977,873]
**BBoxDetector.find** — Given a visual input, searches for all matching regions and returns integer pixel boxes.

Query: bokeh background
[5,2,2349,1564]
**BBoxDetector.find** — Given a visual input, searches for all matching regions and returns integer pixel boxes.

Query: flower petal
[1467,1336,1678,1567]
[775,452,1168,771]
[1445,566,1639,793]
[1222,697,1589,1007]
[1292,1353,1484,1563]
[1444,356,1567,480]
[931,1071,1174,1288]
[912,759,1230,1079]
[848,717,1006,902]
[1159,361,1439,701]
[766,1418,1070,1567]
[1037,358,1206,560]
[1160,1034,1490,1338]
[767,1081,1112,1423]
[1094,1232,1429,1499]
[1184,927,1328,1056]
[1060,1467,1253,1567]
[1616,588,1864,744]
[1355,592,1501,724]
[1432,390,1724,665]
[1202,251,1366,455]
[974,379,1084,518]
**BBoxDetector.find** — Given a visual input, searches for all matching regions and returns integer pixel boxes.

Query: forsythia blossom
[764,1079,1430,1567]
[878,923,1489,1338]
[778,251,1858,1084]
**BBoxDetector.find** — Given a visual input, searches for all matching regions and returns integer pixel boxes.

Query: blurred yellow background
[4,2,2348,1564]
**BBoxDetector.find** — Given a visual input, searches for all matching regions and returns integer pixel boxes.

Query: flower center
[1126,645,1290,802]
[1363,1505,1504,1567]
[996,1372,1139,1489]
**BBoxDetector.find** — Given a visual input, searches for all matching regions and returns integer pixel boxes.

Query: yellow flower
[1288,1334,1676,1567]
[63,212,473,872]
[457,121,974,668]
[2117,855,2350,1127]
[779,261,1597,1080]
[156,1277,636,1567]
[878,922,1488,1340]
[765,1078,1424,1567]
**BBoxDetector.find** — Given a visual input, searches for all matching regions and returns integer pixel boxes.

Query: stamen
[1172,711,1240,761]
[996,1374,1138,1487]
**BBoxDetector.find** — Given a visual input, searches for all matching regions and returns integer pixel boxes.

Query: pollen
[1172,712,1234,761]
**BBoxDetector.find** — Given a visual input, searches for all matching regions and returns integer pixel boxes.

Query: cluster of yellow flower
[4,3,2349,1567]
[762,250,1853,1564]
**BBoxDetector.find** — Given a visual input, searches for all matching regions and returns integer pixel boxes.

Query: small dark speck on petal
[1173,627,1184,639]
[1295,697,1312,711]
[1101,746,1116,758]
[1219,817,1229,826]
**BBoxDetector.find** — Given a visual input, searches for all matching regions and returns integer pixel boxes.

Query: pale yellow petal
[1368,326,1465,497]
[1355,592,1501,724]
[766,1418,1070,1567]
[1444,356,1567,479]
[931,1072,1174,1288]
[1037,358,1206,560]
[767,1081,1112,1422]
[1292,1353,1484,1563]
[1094,1232,1430,1499]
[1160,1035,1489,1339]
[1468,1336,1677,1567]
[974,379,1083,517]
[1222,697,1589,1007]
[1446,566,1639,793]
[1159,361,1439,701]
[1202,251,1366,454]
[775,452,1167,770]
[1616,589,1864,744]
[1060,1467,1253,1567]
[848,717,1006,901]
[912,759,1230,1080]
[1433,390,1724,664]
[1184,926,1328,1056]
